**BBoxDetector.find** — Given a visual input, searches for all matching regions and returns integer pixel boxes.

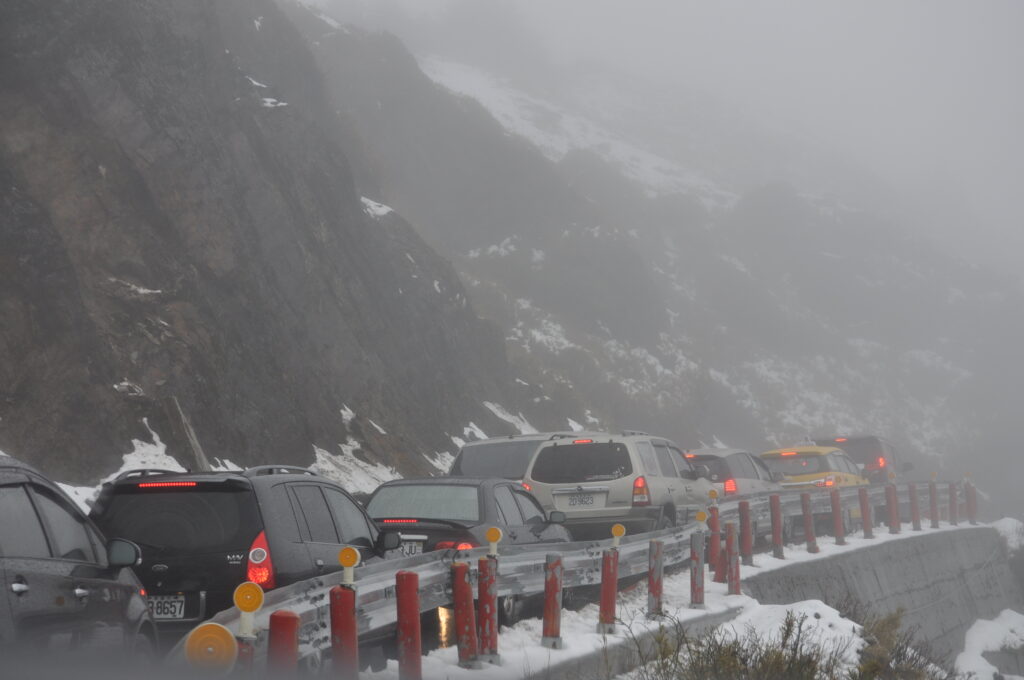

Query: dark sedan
[365,477,572,623]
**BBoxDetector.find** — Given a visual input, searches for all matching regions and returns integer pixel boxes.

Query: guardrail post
[396,572,422,679]
[966,481,978,525]
[541,554,563,649]
[452,562,482,669]
[690,531,705,608]
[770,494,784,558]
[909,483,922,531]
[725,522,741,595]
[929,480,940,528]
[800,492,820,553]
[830,489,846,545]
[597,548,619,634]
[708,505,721,571]
[858,487,874,538]
[647,540,664,619]
[886,484,900,534]
[948,483,959,526]
[738,501,754,566]
[330,586,359,679]
[477,557,499,664]
[268,610,300,676]
[237,639,254,672]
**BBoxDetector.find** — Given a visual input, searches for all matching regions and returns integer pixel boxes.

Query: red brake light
[780,451,798,456]
[381,519,418,524]
[573,439,593,444]
[835,437,848,443]
[138,481,197,488]
[434,541,476,551]
[140,589,147,597]
[878,457,886,468]
[246,531,276,589]
[685,454,696,459]
[521,482,532,492]
[632,476,651,506]
[815,476,836,487]
[724,479,737,494]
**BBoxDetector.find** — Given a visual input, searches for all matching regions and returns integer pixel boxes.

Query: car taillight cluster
[724,478,738,495]
[381,518,418,524]
[246,531,276,589]
[434,541,475,551]
[632,476,651,506]
[815,476,836,488]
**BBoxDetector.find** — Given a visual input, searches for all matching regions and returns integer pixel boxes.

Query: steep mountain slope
[0,0,514,482]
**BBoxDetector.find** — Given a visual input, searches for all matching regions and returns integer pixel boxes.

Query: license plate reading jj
[568,493,594,506]
[148,595,186,619]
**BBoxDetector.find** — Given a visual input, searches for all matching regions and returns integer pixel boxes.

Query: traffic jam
[1,432,938,673]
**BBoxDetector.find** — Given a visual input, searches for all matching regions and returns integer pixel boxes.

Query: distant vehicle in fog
[0,455,155,659]
[448,432,604,481]
[683,447,783,497]
[760,446,869,490]
[812,435,909,484]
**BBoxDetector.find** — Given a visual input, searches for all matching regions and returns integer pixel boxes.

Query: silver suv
[522,432,714,540]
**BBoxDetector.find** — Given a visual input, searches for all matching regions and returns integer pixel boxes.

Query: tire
[498,595,522,626]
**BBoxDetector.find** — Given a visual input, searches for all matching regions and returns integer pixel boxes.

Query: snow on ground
[361,196,394,218]
[368,419,387,435]
[310,444,399,495]
[108,277,161,295]
[246,75,268,88]
[993,517,1024,553]
[956,609,1024,679]
[464,422,488,441]
[261,97,288,108]
[483,401,538,434]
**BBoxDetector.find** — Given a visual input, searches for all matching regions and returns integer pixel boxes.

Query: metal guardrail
[168,481,968,668]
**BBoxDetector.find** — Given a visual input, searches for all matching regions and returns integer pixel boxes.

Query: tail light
[381,519,418,524]
[878,457,886,468]
[632,476,651,506]
[521,482,532,492]
[246,531,276,589]
[815,476,836,488]
[434,541,476,551]
[724,478,738,495]
[573,439,593,444]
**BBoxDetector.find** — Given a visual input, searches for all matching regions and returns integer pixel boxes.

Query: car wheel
[499,595,522,626]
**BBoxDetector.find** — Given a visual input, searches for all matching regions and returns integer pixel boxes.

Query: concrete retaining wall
[743,527,1022,659]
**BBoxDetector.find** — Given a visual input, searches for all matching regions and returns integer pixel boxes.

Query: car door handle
[10,583,29,595]
[74,588,90,599]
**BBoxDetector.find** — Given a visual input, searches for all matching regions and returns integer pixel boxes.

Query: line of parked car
[0,431,906,666]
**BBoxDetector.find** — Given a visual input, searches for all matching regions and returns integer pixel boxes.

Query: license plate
[400,541,423,557]
[568,493,594,506]
[148,595,186,619]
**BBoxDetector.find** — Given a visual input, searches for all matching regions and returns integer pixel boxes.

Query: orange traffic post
[966,481,978,525]
[858,487,874,539]
[541,554,564,649]
[452,562,481,669]
[770,494,785,558]
[725,522,741,595]
[708,505,721,571]
[268,610,300,676]
[477,557,499,665]
[929,480,940,528]
[690,530,705,608]
[949,483,959,526]
[886,484,900,534]
[330,586,359,679]
[647,539,664,619]
[597,547,619,634]
[396,571,422,680]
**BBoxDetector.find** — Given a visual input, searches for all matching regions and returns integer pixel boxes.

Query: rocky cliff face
[0,0,511,482]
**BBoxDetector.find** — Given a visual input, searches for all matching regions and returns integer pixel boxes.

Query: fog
[333,0,1024,275]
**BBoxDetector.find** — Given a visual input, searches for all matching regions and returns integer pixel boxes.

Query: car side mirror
[107,538,142,567]
[548,511,566,524]
[901,462,913,473]
[378,531,401,552]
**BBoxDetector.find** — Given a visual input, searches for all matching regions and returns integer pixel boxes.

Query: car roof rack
[113,468,181,481]
[620,430,649,437]
[242,465,317,477]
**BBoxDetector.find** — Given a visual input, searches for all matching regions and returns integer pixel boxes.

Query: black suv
[0,455,154,661]
[89,465,400,646]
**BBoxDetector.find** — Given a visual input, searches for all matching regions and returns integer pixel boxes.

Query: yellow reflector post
[708,489,719,500]
[338,547,361,568]
[184,622,238,672]
[695,510,708,523]
[611,523,626,538]
[233,582,264,613]
[485,527,503,544]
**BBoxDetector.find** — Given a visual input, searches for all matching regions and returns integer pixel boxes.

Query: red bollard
[726,523,741,595]
[801,492,819,553]
[647,540,664,619]
[690,531,705,608]
[886,484,900,534]
[541,554,563,649]
[949,483,959,526]
[452,562,481,669]
[770,494,785,558]
[477,557,499,664]
[330,586,359,680]
[268,610,300,675]
[708,505,721,570]
[830,489,846,546]
[396,572,422,679]
[597,548,619,634]
[909,483,922,531]
[738,501,754,566]
[929,481,940,528]
[966,481,978,525]
[858,487,874,538]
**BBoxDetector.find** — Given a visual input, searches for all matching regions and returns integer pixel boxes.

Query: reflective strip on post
[858,486,874,539]
[738,501,754,566]
[396,571,422,680]
[477,557,500,665]
[770,494,785,559]
[830,489,846,545]
[690,531,705,608]
[801,492,819,553]
[597,548,619,634]
[647,540,664,619]
[725,522,741,596]
[268,610,300,676]
[330,586,359,680]
[541,554,564,649]
[451,562,481,669]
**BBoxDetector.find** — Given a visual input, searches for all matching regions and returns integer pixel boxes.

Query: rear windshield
[762,455,833,475]
[690,456,730,481]
[817,438,886,466]
[94,485,261,557]
[366,485,480,522]
[451,440,542,479]
[530,443,632,483]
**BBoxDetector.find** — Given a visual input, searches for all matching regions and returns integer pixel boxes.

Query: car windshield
[690,456,730,481]
[367,484,480,522]
[94,485,261,556]
[530,442,632,483]
[763,454,832,475]
[451,440,542,479]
